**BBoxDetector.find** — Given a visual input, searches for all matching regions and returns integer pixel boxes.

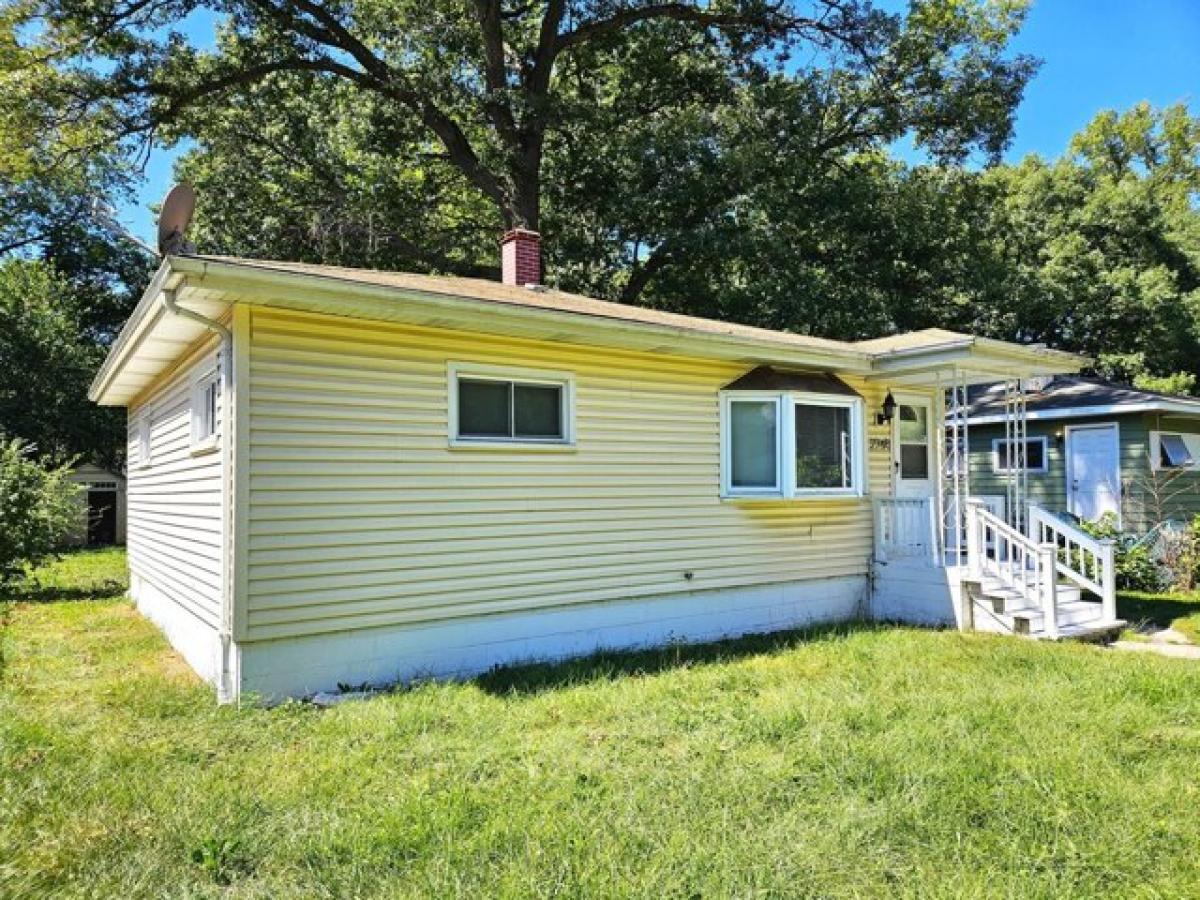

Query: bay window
[721,390,864,499]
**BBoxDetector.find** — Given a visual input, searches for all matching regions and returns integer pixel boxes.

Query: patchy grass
[4,551,1200,897]
[1119,590,1200,642]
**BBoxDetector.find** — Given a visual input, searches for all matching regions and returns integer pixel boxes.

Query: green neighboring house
[965,377,1200,534]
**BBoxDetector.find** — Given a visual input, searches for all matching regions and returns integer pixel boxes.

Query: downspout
[161,287,237,702]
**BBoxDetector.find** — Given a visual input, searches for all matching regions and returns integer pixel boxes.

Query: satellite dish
[157,183,196,255]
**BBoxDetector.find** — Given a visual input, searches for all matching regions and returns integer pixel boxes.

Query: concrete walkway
[1111,628,1200,660]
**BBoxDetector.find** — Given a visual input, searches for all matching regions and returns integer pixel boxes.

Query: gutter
[160,287,237,704]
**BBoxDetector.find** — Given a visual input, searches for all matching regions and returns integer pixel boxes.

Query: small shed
[66,464,126,546]
[966,377,1200,533]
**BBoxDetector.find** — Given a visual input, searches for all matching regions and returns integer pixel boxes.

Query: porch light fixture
[876,391,897,426]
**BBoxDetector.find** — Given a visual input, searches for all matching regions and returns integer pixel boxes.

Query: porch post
[1100,539,1117,623]
[1039,542,1059,639]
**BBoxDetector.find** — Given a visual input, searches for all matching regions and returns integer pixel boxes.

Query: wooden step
[1009,599,1109,634]
[980,582,1083,614]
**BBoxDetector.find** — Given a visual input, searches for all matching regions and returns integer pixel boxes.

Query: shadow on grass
[1118,592,1200,634]
[1,582,128,604]
[472,619,886,697]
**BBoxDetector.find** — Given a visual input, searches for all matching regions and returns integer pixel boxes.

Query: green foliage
[0,439,79,585]
[1079,513,1164,592]
[8,553,1200,895]
[0,259,126,469]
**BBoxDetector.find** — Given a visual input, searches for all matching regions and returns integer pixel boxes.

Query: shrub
[1078,513,1164,592]
[0,438,80,585]
[1156,514,1200,592]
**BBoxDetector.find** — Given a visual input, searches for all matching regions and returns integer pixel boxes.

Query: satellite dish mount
[157,183,196,255]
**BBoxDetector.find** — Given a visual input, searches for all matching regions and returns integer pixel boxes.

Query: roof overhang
[864,335,1085,388]
[91,256,1087,407]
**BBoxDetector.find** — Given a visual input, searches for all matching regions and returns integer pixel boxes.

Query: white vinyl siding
[126,343,225,630]
[241,307,901,642]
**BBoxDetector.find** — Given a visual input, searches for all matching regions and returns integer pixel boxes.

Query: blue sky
[119,0,1200,243]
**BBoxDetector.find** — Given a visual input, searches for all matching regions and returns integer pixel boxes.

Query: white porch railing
[874,497,939,563]
[1028,506,1117,624]
[964,500,1061,637]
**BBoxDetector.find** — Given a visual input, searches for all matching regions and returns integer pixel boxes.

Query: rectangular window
[722,392,862,498]
[795,403,852,489]
[992,437,1048,473]
[449,364,573,446]
[191,373,220,452]
[1159,433,1194,469]
[897,403,931,480]
[136,417,151,467]
[729,399,780,491]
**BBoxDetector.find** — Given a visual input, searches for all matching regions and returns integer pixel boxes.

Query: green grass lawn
[1118,590,1200,642]
[5,551,1200,898]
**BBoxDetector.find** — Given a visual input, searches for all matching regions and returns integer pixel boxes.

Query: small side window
[1159,433,1194,469]
[136,417,152,467]
[191,373,220,453]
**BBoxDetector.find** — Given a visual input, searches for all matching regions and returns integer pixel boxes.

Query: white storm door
[893,396,935,498]
[1067,424,1121,523]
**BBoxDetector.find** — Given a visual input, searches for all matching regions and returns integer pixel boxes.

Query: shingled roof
[967,376,1200,422]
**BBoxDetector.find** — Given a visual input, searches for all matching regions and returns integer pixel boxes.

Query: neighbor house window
[1157,433,1195,469]
[992,437,1048,473]
[192,373,220,450]
[449,364,574,446]
[721,392,863,498]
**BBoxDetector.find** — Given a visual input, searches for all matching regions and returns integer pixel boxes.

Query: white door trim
[1065,422,1121,526]
[892,392,935,498]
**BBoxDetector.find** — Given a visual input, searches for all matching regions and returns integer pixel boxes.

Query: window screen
[795,403,852,489]
[457,378,564,441]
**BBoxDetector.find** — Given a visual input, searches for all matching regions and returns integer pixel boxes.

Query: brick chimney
[501,228,541,286]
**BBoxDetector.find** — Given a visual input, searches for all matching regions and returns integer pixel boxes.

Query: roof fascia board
[174,256,876,373]
[88,261,183,402]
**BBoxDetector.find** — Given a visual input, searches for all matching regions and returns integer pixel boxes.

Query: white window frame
[991,436,1049,474]
[1151,431,1198,471]
[720,390,865,500]
[447,362,576,450]
[190,369,220,455]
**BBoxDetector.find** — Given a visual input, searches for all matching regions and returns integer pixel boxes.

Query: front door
[893,396,935,498]
[1066,424,1121,523]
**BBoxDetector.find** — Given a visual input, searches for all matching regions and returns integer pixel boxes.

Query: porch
[861,353,1123,641]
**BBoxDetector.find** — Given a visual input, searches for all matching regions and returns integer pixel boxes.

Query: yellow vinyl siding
[127,341,224,628]
[242,307,895,642]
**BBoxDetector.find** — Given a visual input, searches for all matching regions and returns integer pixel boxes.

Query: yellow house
[91,243,1098,702]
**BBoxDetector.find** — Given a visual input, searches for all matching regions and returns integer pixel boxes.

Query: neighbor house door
[87,490,118,546]
[893,396,935,498]
[1066,424,1121,524]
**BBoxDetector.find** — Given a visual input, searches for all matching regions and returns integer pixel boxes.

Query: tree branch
[555,2,832,53]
